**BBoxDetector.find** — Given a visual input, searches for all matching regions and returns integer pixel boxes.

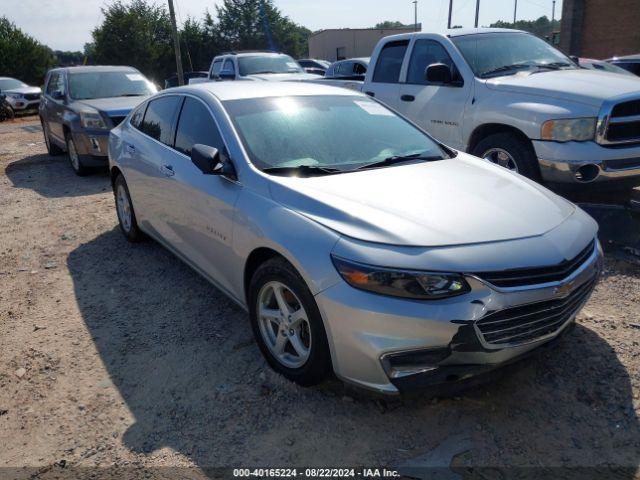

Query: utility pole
[551,0,556,24]
[167,0,184,86]
[447,0,453,29]
[413,0,418,31]
[513,0,517,24]
[474,0,480,28]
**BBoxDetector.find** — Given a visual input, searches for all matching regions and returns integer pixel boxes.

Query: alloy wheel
[68,138,80,171]
[116,183,132,233]
[483,147,519,172]
[257,281,312,369]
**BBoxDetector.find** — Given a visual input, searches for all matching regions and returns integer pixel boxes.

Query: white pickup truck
[348,28,640,190]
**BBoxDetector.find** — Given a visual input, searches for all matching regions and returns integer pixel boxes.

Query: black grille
[110,116,126,126]
[611,100,640,118]
[604,157,640,170]
[24,93,40,101]
[607,121,640,142]
[475,240,595,288]
[476,276,598,346]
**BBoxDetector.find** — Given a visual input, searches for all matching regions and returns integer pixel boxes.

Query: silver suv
[208,51,320,82]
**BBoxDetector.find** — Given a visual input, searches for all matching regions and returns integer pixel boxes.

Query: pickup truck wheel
[66,134,90,176]
[249,257,332,386]
[114,174,145,242]
[473,133,541,181]
[41,119,63,156]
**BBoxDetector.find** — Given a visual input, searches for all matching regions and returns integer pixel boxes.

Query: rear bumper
[533,140,640,187]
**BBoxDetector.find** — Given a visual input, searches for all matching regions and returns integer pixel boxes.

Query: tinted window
[140,96,182,145]
[46,72,65,96]
[130,103,146,129]
[372,40,409,83]
[212,60,223,77]
[174,97,224,156]
[337,61,353,75]
[407,40,461,84]
[237,54,303,76]
[354,62,367,75]
[615,62,640,75]
[223,59,235,74]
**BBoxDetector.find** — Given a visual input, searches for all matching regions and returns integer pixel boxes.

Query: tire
[472,132,541,181]
[249,257,332,386]
[66,133,90,176]
[40,119,63,156]
[114,174,145,242]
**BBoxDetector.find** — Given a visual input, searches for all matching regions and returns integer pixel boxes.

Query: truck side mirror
[425,63,452,84]
[52,90,65,100]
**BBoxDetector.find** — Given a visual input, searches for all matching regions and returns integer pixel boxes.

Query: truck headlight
[80,111,107,129]
[541,118,596,142]
[331,255,470,300]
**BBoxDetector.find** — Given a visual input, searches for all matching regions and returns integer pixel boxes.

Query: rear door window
[174,97,224,156]
[140,96,182,146]
[372,40,409,83]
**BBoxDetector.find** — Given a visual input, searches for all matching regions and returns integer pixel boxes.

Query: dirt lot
[1,117,639,479]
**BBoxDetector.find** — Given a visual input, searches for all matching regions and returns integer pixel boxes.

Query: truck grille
[476,275,598,347]
[600,98,640,145]
[474,240,595,288]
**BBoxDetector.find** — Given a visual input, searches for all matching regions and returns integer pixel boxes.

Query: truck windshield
[224,95,448,173]
[68,71,156,100]
[238,54,304,76]
[452,33,576,78]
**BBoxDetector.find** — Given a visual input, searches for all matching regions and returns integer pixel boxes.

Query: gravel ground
[0,117,639,479]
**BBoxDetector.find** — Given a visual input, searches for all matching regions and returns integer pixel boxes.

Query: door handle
[365,91,375,97]
[126,144,136,154]
[160,164,175,177]
[401,94,415,102]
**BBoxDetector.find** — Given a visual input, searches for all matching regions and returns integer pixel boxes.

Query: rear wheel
[249,257,332,386]
[114,174,145,242]
[473,132,541,181]
[41,119,63,156]
[66,133,89,176]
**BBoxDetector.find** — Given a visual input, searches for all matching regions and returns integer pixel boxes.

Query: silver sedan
[108,81,602,394]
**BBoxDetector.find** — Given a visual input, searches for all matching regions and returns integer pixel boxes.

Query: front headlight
[7,93,22,99]
[331,255,470,300]
[80,111,108,129]
[541,118,596,142]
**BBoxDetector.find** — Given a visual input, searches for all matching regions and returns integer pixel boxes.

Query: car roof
[53,65,140,73]
[216,51,286,58]
[169,81,364,101]
[610,54,640,61]
[380,27,527,42]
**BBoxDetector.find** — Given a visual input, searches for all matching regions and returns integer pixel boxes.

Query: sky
[1,0,563,51]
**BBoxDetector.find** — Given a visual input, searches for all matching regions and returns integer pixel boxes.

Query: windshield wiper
[118,93,147,97]
[250,70,280,75]
[262,165,343,177]
[479,63,533,78]
[352,153,443,171]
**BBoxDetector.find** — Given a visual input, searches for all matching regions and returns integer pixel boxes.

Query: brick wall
[560,0,640,58]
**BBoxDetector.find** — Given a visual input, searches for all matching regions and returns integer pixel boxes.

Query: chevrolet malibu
[108,82,602,394]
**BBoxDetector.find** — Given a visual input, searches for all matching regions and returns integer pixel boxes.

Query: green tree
[489,16,560,40]
[374,21,407,29]
[0,16,55,86]
[53,50,85,66]
[90,0,174,84]
[215,0,311,58]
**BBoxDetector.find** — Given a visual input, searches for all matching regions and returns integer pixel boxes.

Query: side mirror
[218,70,235,80]
[52,90,65,100]
[191,144,236,178]
[425,63,452,84]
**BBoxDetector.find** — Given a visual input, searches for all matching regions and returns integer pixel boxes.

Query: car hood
[268,153,575,247]
[71,96,149,116]
[5,86,41,95]
[244,72,322,82]
[486,69,640,107]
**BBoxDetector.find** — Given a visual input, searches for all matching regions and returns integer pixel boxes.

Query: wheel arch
[467,123,532,154]
[110,166,123,190]
[243,247,288,306]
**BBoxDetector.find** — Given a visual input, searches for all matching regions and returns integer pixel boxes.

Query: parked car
[108,81,601,394]
[207,51,321,81]
[164,71,208,89]
[607,54,640,76]
[358,28,640,191]
[297,58,331,76]
[0,77,41,113]
[39,65,156,175]
[578,58,635,76]
[325,57,370,80]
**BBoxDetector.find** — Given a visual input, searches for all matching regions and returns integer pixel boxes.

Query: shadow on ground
[66,228,640,476]
[5,153,109,198]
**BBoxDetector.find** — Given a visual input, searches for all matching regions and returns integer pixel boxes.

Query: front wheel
[114,174,145,242]
[249,257,332,386]
[472,132,541,181]
[66,134,89,176]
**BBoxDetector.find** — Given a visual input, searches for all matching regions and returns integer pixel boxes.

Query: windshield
[68,71,156,100]
[224,95,448,173]
[238,54,304,76]
[0,78,27,91]
[452,33,576,78]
